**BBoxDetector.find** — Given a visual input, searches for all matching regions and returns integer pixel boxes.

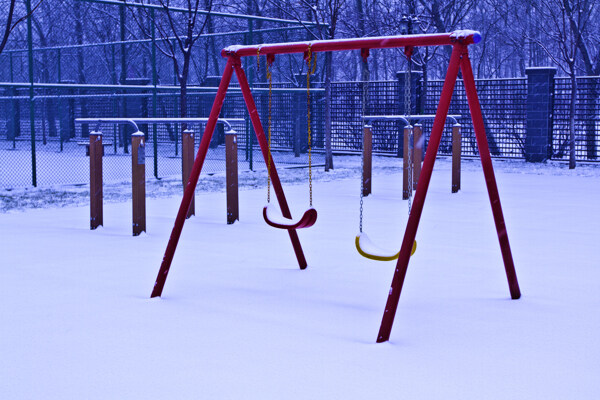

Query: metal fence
[424,77,528,158]
[0,83,327,188]
[330,80,402,153]
[2,73,600,188]
[329,78,528,158]
[553,77,600,161]
[0,87,243,187]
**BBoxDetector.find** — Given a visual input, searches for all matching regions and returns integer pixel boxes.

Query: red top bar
[221,30,481,58]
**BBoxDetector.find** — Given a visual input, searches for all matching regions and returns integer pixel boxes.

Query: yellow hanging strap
[306,44,316,207]
[258,48,274,204]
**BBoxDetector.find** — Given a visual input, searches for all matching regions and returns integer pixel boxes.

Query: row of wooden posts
[88,124,461,235]
[88,128,240,235]
[362,123,462,198]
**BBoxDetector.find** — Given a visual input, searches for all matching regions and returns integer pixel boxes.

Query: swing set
[150,30,521,343]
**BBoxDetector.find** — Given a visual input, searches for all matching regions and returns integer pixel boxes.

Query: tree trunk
[585,81,598,160]
[421,53,428,114]
[0,0,17,56]
[33,18,58,140]
[75,3,85,83]
[179,69,188,126]
[204,0,219,77]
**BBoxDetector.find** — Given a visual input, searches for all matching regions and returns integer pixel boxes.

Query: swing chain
[258,47,275,205]
[359,54,369,233]
[405,51,413,215]
[306,44,316,207]
[256,46,261,73]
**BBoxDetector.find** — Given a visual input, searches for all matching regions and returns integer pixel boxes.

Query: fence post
[131,132,146,236]
[182,129,195,218]
[402,125,412,200]
[525,67,556,162]
[413,123,422,189]
[363,125,372,196]
[452,123,461,193]
[225,129,239,224]
[89,131,103,230]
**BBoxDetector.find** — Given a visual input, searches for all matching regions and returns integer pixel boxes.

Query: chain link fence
[553,77,600,161]
[2,73,600,189]
[0,83,326,188]
[424,77,528,158]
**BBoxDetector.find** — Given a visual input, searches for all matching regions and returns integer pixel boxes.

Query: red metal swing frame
[150,31,521,343]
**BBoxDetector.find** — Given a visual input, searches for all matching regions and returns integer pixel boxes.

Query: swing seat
[355,232,416,261]
[263,204,318,230]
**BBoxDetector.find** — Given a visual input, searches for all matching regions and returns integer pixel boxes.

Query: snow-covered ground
[1,156,599,399]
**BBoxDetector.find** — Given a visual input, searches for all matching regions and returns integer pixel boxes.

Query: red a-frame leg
[151,58,236,298]
[151,56,310,298]
[232,58,308,269]
[376,44,520,342]
[460,51,521,300]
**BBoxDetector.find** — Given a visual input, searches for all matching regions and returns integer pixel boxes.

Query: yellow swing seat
[355,232,416,261]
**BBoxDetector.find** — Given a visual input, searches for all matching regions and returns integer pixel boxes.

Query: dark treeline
[2,0,600,85]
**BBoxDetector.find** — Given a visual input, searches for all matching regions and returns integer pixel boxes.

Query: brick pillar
[6,87,21,141]
[525,67,556,162]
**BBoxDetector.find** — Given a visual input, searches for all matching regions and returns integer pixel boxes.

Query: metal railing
[75,117,244,132]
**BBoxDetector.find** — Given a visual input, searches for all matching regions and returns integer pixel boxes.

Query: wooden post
[89,131,103,230]
[363,125,372,196]
[413,124,423,189]
[225,129,239,224]
[402,125,412,200]
[131,132,146,236]
[452,123,461,193]
[182,129,195,218]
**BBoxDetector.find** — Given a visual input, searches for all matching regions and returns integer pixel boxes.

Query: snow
[224,32,465,56]
[450,29,482,43]
[222,44,249,53]
[1,156,599,399]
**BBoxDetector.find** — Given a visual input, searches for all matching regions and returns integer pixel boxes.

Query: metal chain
[257,48,273,204]
[405,54,413,215]
[256,47,261,74]
[306,45,316,207]
[359,59,368,233]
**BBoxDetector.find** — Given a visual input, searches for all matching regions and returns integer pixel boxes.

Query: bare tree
[530,0,596,168]
[560,0,600,160]
[0,0,43,56]
[131,0,213,129]
[269,0,347,171]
